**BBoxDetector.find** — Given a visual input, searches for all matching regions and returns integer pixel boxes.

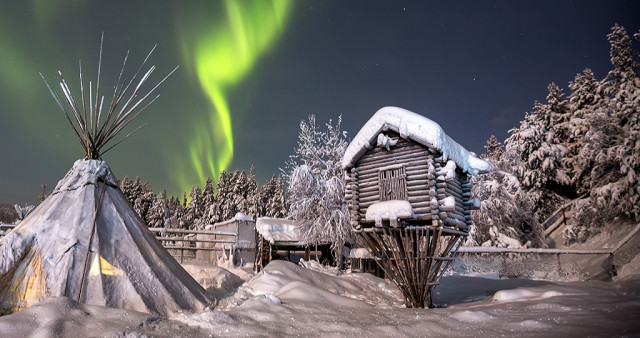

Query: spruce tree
[483,135,504,161]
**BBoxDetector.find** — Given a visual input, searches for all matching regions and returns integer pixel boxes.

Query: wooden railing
[541,196,587,237]
[0,224,240,263]
[456,223,640,279]
[148,227,239,263]
[0,223,15,240]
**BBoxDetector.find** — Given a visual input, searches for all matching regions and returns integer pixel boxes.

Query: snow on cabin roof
[255,217,304,245]
[342,106,490,175]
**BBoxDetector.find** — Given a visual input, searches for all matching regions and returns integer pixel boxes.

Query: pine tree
[505,101,568,219]
[185,186,204,230]
[201,177,216,225]
[213,170,234,222]
[270,175,288,218]
[567,69,603,193]
[483,135,504,161]
[566,25,640,242]
[257,174,288,218]
[607,24,638,86]
[247,166,259,218]
[120,177,135,206]
[148,190,170,228]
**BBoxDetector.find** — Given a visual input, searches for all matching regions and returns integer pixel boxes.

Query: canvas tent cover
[0,160,213,316]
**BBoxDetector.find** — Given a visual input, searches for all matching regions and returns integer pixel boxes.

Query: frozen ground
[1,260,639,337]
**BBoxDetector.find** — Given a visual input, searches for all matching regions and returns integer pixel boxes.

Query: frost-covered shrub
[470,156,543,247]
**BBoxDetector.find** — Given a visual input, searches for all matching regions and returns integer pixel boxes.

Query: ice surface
[342,106,490,175]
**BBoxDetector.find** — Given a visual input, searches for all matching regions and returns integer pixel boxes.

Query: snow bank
[239,260,403,308]
[255,217,303,245]
[450,310,493,323]
[342,106,490,175]
[1,268,639,337]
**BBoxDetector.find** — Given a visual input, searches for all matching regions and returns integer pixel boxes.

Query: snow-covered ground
[1,260,639,337]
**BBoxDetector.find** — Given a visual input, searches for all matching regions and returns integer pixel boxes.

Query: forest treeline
[471,24,640,247]
[119,168,287,230]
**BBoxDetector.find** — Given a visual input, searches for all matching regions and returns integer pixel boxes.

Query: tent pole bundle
[40,33,178,160]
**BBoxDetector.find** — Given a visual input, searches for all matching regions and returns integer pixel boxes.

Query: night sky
[1,1,638,204]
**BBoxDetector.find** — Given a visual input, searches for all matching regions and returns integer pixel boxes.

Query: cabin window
[378,166,407,201]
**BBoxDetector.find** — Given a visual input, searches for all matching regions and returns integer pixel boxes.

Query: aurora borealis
[179,0,292,188]
[1,1,638,204]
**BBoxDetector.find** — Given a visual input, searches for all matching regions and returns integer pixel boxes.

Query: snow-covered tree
[246,166,259,217]
[148,190,170,228]
[257,174,288,218]
[505,95,570,219]
[483,135,504,161]
[470,149,543,247]
[132,180,155,225]
[120,177,136,206]
[566,25,640,243]
[184,186,204,230]
[284,115,350,263]
[200,177,216,225]
[566,68,603,193]
[212,170,236,222]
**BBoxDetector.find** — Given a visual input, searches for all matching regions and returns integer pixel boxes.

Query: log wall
[352,133,437,222]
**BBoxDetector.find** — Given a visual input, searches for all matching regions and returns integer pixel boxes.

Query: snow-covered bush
[470,153,543,248]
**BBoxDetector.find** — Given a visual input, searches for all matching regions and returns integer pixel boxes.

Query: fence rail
[0,224,240,263]
[454,223,640,280]
[147,227,239,263]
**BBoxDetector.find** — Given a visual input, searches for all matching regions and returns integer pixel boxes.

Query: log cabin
[342,106,489,231]
[342,106,490,308]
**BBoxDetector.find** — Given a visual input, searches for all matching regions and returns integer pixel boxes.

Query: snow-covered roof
[255,217,304,245]
[342,106,490,175]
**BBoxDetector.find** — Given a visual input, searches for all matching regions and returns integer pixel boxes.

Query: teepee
[0,35,213,315]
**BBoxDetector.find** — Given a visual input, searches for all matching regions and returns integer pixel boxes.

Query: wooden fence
[0,224,242,264]
[453,223,640,280]
[148,227,239,263]
[0,223,15,240]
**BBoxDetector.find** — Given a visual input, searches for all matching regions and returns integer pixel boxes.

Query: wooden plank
[407,185,429,192]
[411,201,433,209]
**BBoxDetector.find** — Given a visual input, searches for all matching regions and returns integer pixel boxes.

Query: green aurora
[178,0,293,191]
[0,0,293,201]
